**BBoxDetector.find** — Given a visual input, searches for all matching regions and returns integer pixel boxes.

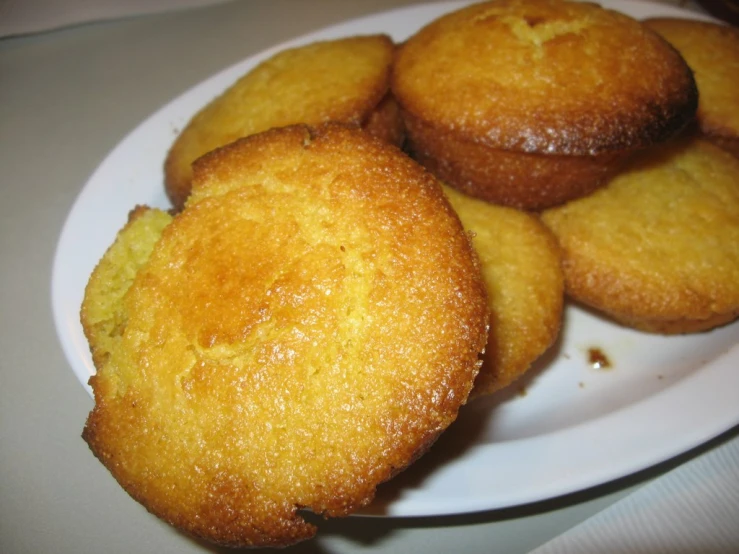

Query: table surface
[2,1,738,553]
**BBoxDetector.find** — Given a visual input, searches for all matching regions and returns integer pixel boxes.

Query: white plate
[52,0,738,517]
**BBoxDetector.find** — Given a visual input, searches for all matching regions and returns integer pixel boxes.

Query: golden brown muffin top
[541,137,739,332]
[392,0,697,155]
[443,186,563,396]
[165,34,395,209]
[82,124,488,548]
[644,18,739,142]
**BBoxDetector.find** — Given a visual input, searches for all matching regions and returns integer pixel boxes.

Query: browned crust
[392,0,697,155]
[83,123,488,548]
[404,111,631,210]
[391,0,697,209]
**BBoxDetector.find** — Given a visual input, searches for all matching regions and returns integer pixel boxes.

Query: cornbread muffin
[443,186,563,397]
[82,124,488,548]
[644,18,739,158]
[541,137,739,334]
[165,34,402,211]
[391,0,698,210]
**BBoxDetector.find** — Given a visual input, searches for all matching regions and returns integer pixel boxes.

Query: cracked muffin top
[391,0,697,155]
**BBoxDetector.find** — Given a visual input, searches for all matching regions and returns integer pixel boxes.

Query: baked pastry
[541,136,739,334]
[443,185,563,397]
[81,123,488,548]
[165,34,402,211]
[391,0,698,210]
[644,17,739,158]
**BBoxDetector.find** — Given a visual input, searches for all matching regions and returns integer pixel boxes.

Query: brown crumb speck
[587,347,611,370]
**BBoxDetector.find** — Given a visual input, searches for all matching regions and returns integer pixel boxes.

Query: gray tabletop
[2,1,737,553]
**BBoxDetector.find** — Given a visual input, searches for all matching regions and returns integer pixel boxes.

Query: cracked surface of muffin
[644,17,739,158]
[165,35,402,211]
[392,0,698,210]
[541,137,739,334]
[443,185,563,397]
[82,124,488,548]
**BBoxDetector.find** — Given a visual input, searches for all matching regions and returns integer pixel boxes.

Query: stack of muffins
[79,0,739,548]
[392,0,739,335]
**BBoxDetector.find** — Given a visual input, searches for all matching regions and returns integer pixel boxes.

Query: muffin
[644,17,739,158]
[82,124,489,548]
[391,0,698,210]
[443,185,563,397]
[541,136,739,334]
[165,35,403,211]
